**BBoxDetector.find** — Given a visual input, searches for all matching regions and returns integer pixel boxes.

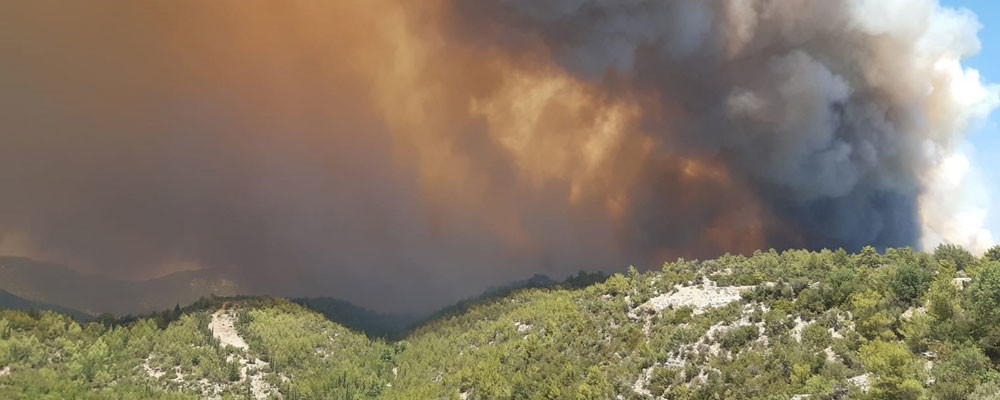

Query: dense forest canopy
[3,246,1000,399]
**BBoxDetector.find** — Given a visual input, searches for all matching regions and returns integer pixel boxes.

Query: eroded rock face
[953,277,972,289]
[630,279,754,317]
[849,373,871,393]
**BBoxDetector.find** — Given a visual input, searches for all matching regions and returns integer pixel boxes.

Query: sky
[945,0,1000,241]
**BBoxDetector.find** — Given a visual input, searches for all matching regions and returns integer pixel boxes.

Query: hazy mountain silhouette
[0,288,92,321]
[0,256,239,316]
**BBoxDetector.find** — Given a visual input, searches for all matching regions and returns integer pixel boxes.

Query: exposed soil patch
[141,358,165,379]
[209,305,280,399]
[209,306,248,350]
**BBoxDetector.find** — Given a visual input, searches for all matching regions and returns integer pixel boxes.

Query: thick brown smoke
[0,0,995,312]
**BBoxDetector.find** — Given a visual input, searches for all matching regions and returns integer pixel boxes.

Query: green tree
[936,244,975,271]
[968,262,1000,353]
[931,343,991,400]
[849,290,893,340]
[859,246,882,269]
[859,340,924,400]
[984,246,1000,263]
[889,261,933,305]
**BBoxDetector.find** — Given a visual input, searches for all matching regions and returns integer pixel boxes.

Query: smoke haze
[1,0,996,312]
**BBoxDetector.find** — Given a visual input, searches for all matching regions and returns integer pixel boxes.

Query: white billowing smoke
[921,149,995,254]
[862,0,1000,254]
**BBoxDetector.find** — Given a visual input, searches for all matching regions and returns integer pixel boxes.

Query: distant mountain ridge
[0,256,239,316]
[0,288,92,321]
[294,274,564,339]
[292,297,420,339]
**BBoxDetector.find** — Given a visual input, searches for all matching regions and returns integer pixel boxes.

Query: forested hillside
[3,246,1000,399]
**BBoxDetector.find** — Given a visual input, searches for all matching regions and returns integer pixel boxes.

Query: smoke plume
[0,0,996,312]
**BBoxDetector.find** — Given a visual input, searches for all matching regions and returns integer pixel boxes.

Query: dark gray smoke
[455,0,993,250]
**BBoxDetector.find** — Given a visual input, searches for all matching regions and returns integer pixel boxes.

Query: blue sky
[943,0,1000,239]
